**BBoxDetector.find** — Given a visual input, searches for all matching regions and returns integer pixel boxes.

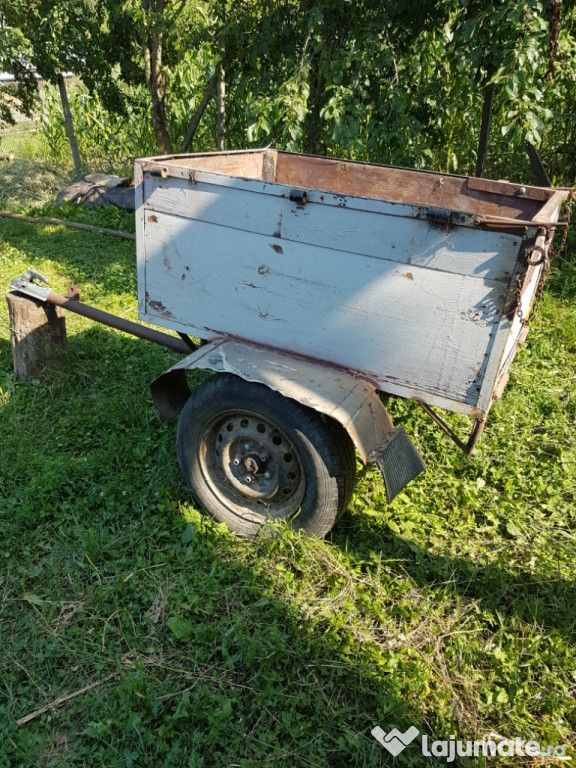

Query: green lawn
[0,196,575,767]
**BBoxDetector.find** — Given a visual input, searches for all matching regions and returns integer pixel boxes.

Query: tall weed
[39,84,157,173]
[38,54,221,174]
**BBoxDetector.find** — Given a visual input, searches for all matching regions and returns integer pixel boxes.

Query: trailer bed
[135,150,568,420]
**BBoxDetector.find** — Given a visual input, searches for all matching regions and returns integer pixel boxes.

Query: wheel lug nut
[264,471,271,479]
[243,443,250,451]
[233,458,240,466]
[245,475,253,484]
[260,452,269,462]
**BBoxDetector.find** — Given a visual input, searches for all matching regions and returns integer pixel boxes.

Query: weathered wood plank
[169,151,264,179]
[274,153,554,220]
[142,212,507,406]
[143,175,522,282]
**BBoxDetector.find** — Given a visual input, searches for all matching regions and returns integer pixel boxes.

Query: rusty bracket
[416,401,486,455]
[289,189,308,206]
[473,214,568,232]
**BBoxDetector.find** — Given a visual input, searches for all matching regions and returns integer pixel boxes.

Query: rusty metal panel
[154,339,395,463]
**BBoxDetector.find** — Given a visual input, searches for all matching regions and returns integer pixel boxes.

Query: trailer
[11,149,571,537]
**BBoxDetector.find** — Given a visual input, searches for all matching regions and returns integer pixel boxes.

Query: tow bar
[10,269,195,355]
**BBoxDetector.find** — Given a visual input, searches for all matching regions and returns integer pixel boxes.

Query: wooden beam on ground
[0,210,135,240]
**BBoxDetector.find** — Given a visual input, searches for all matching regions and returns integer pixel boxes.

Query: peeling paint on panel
[148,299,172,316]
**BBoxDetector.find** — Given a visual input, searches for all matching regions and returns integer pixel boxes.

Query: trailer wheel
[177,373,356,537]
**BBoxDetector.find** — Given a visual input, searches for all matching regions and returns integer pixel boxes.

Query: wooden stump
[6,291,67,381]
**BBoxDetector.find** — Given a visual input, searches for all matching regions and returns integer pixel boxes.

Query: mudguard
[151,339,425,502]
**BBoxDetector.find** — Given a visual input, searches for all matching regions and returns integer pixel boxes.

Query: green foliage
[0,26,39,125]
[164,48,218,153]
[1,0,131,113]
[38,84,157,172]
[4,0,576,181]
[217,0,576,182]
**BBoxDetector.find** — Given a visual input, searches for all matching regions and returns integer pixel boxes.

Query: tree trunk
[526,143,551,186]
[216,61,226,151]
[6,292,67,381]
[142,1,173,155]
[180,73,218,153]
[304,61,326,155]
[475,83,494,178]
[57,73,82,173]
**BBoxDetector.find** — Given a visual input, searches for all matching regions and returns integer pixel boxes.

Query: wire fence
[0,120,52,161]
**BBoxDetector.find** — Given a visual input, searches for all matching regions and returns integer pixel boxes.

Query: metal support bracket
[417,401,486,455]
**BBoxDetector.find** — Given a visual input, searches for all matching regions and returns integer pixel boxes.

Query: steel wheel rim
[198,409,305,522]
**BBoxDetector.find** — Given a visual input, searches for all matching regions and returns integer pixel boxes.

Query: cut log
[6,291,67,381]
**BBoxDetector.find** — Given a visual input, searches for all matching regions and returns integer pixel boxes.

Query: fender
[151,339,425,502]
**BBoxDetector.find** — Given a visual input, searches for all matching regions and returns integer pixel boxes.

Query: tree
[0,25,38,126]
[1,1,130,112]
[0,0,194,154]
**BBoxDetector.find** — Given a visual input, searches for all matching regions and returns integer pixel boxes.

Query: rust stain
[402,272,414,280]
[270,244,284,254]
[149,299,172,317]
[148,214,158,223]
[273,211,283,238]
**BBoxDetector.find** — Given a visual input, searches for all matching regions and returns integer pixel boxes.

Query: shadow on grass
[0,331,435,768]
[0,328,433,767]
[1,522,430,768]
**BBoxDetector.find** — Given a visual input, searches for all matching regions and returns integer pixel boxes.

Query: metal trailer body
[133,149,569,535]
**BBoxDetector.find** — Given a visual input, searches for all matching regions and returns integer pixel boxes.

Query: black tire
[177,373,356,537]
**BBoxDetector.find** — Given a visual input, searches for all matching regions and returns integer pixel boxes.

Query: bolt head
[264,471,271,479]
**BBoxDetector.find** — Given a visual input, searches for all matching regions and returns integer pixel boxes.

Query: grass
[0,122,49,163]
[0,171,575,767]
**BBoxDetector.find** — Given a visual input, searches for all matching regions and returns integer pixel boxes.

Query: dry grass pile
[0,157,71,211]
